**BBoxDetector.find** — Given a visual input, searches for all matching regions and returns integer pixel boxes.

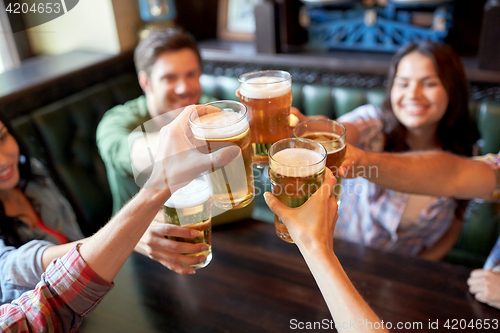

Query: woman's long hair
[0,115,35,248]
[381,41,479,218]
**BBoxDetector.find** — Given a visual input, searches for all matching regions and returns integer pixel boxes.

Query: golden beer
[269,138,326,243]
[163,175,213,269]
[294,120,346,205]
[189,101,254,210]
[239,71,292,167]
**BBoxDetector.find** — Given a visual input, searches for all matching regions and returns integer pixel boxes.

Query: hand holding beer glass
[268,138,327,243]
[239,70,293,168]
[293,120,346,205]
[189,101,254,210]
[163,174,213,269]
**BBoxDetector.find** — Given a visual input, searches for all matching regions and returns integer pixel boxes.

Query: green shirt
[96,95,216,214]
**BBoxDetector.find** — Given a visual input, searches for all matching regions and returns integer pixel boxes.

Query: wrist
[298,241,341,268]
[297,238,334,259]
[358,150,371,170]
[139,186,171,207]
[359,150,378,179]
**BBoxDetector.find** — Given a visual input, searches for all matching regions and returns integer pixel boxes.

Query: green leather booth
[8,70,500,268]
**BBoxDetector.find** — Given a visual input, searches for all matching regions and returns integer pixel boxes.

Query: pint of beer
[239,70,292,168]
[189,101,254,210]
[163,174,213,269]
[268,138,326,243]
[293,120,346,205]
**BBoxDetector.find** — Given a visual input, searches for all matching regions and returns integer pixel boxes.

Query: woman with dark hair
[0,116,85,304]
[332,41,479,259]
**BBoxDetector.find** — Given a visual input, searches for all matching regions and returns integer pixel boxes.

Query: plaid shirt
[335,105,457,256]
[0,245,112,333]
[479,153,500,271]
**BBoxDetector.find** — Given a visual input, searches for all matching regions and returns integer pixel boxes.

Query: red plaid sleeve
[0,244,113,333]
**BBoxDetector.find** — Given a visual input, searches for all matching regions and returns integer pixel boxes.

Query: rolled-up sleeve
[0,245,113,333]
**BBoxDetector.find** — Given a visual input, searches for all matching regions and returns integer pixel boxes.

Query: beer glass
[163,174,213,269]
[293,120,346,205]
[268,138,327,243]
[189,101,254,210]
[239,70,293,168]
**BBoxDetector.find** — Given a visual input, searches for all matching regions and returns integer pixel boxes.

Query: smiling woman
[0,113,87,304]
[0,124,21,191]
[390,52,449,135]
[330,41,479,259]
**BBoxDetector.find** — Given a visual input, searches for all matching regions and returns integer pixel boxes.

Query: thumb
[264,192,291,220]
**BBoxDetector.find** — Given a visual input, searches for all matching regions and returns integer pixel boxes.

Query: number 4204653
[6,2,61,14]
[444,319,499,330]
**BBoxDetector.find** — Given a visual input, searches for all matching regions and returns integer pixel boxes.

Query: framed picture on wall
[217,0,259,41]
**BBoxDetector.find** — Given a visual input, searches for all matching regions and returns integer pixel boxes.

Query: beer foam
[191,111,249,139]
[240,76,291,99]
[272,148,324,177]
[165,178,212,209]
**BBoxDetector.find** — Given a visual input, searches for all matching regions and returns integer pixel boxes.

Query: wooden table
[78,219,499,332]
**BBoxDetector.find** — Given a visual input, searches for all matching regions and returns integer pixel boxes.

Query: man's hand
[289,107,328,127]
[468,269,500,309]
[338,143,369,179]
[264,168,338,250]
[134,221,208,275]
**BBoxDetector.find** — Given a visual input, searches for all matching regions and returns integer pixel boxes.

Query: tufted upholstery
[201,73,500,267]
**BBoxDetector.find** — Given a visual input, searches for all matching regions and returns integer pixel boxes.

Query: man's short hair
[134,28,201,77]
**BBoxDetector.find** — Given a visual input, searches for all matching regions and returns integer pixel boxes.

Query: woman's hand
[338,143,369,179]
[264,168,338,251]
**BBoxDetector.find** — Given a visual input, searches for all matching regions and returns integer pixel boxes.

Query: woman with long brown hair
[0,115,84,303]
[334,41,479,259]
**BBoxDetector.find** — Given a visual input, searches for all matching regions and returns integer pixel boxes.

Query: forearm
[298,245,388,332]
[79,187,170,282]
[41,239,88,270]
[361,151,496,199]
